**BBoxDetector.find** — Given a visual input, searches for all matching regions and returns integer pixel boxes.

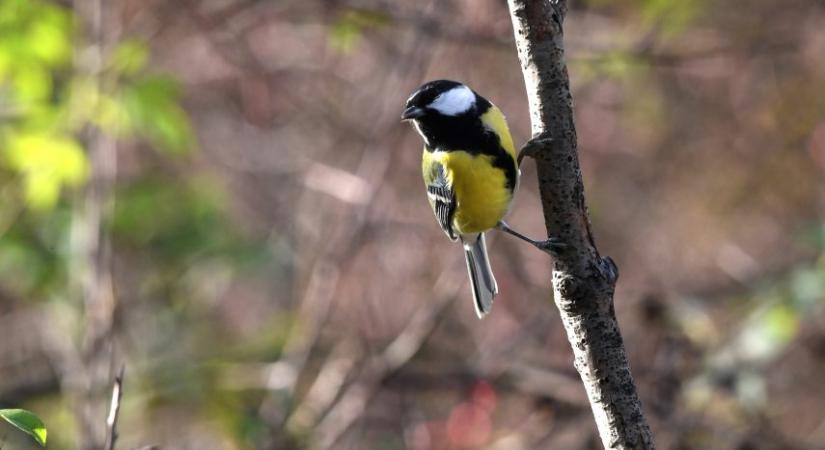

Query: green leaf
[111,40,149,75]
[764,304,799,344]
[121,76,193,154]
[0,409,47,446]
[26,5,73,66]
[12,64,52,102]
[329,18,361,53]
[5,133,90,210]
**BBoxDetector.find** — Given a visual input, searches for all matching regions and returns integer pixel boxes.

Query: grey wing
[426,163,457,241]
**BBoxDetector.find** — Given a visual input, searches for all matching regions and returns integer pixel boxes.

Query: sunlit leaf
[22,171,61,210]
[12,64,51,102]
[763,304,799,343]
[26,6,72,66]
[0,409,47,446]
[5,133,90,209]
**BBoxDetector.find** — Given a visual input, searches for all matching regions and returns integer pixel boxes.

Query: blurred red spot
[470,380,497,413]
[446,402,491,448]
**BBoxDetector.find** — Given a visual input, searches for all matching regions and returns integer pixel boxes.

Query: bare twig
[311,272,461,448]
[104,365,125,450]
[506,1,655,448]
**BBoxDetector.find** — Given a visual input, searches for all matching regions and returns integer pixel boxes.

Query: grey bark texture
[506,1,656,449]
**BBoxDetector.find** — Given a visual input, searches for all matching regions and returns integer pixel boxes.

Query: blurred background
[0,0,824,448]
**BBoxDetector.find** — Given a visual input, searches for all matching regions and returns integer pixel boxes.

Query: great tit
[402,80,522,318]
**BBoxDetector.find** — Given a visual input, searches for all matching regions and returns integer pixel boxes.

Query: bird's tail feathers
[462,233,498,319]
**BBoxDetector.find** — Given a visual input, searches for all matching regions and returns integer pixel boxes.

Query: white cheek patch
[428,85,475,116]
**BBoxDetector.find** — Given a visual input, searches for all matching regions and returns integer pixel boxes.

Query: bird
[402,80,561,318]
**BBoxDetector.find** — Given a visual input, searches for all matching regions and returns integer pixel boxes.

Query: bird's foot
[517,132,554,167]
[497,221,567,257]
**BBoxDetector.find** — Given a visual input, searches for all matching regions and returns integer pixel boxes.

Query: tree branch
[506,1,655,448]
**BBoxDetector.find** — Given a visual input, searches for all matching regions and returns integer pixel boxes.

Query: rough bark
[506,1,655,448]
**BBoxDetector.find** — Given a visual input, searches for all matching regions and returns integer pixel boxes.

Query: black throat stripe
[420,101,517,191]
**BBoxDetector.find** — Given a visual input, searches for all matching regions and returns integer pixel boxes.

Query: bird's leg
[517,132,554,167]
[496,221,566,256]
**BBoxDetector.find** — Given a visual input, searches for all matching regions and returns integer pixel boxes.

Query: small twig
[104,365,125,450]
[313,273,462,448]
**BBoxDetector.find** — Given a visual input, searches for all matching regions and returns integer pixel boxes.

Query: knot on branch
[599,256,619,285]
[554,256,618,314]
[553,271,587,314]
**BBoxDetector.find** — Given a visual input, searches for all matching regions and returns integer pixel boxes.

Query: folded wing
[426,162,457,241]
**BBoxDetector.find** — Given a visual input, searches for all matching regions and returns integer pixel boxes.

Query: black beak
[401,106,426,120]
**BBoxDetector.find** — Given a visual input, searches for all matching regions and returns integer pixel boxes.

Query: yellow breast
[422,150,512,235]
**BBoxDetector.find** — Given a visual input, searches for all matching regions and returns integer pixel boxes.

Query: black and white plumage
[426,162,457,241]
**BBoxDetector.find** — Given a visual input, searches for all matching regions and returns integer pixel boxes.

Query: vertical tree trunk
[71,0,120,448]
[506,1,655,448]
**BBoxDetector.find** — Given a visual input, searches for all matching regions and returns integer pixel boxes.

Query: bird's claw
[517,133,554,167]
[534,236,567,255]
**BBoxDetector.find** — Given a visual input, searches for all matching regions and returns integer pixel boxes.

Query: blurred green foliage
[119,76,193,154]
[0,0,192,211]
[329,8,391,53]
[0,0,80,210]
[579,0,705,36]
[109,176,275,278]
[0,204,68,297]
[640,0,706,36]
[0,0,202,308]
[0,2,277,444]
[685,254,825,410]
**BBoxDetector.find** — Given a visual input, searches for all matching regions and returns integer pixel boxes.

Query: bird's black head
[402,80,493,150]
[401,80,478,121]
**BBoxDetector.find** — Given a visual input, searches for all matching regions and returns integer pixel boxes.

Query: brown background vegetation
[1,0,825,448]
